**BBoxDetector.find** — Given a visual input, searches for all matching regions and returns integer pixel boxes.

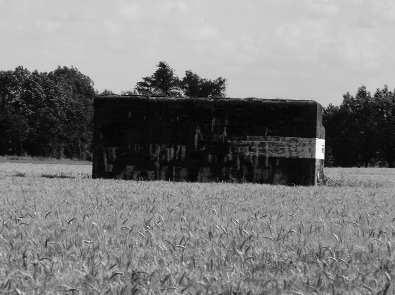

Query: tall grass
[0,162,394,294]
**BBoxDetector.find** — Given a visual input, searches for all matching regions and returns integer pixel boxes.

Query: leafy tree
[350,86,377,166]
[0,66,95,159]
[134,61,227,98]
[181,70,226,98]
[135,61,182,96]
[373,86,395,167]
[49,66,95,159]
[323,101,358,167]
[324,85,395,167]
[0,67,33,155]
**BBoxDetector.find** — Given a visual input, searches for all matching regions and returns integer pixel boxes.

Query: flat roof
[95,95,320,106]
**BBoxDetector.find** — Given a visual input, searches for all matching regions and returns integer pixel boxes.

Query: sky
[1,0,395,106]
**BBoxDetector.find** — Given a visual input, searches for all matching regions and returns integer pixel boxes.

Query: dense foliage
[324,86,395,167]
[0,66,94,159]
[1,63,394,167]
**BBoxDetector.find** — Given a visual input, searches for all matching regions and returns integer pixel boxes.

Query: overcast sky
[1,0,395,105]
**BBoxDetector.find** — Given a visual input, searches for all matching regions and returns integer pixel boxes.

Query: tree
[324,85,395,167]
[134,61,227,98]
[0,66,95,159]
[373,86,395,167]
[323,102,358,167]
[324,87,377,167]
[49,66,95,159]
[181,70,226,98]
[135,61,182,96]
[0,67,35,155]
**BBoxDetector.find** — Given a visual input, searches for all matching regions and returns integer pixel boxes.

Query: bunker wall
[93,96,325,185]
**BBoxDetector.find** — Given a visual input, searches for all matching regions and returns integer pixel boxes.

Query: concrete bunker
[93,96,325,185]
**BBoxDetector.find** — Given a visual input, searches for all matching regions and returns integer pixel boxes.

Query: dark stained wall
[93,96,325,185]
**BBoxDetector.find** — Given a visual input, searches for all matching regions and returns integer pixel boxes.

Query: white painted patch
[315,138,325,160]
[229,136,325,159]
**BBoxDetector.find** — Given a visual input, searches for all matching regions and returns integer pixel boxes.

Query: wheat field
[0,161,394,294]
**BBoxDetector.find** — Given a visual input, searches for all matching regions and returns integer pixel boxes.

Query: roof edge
[94,95,321,105]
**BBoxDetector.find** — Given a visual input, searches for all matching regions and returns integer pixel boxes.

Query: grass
[0,162,395,294]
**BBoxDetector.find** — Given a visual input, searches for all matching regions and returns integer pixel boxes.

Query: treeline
[0,66,94,159]
[324,86,395,167]
[0,62,394,167]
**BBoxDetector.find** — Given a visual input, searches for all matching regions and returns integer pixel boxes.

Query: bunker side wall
[93,97,324,185]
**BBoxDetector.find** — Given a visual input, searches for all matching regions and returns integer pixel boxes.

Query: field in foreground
[0,162,395,294]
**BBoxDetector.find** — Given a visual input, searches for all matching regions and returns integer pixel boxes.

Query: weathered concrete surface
[93,96,325,185]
